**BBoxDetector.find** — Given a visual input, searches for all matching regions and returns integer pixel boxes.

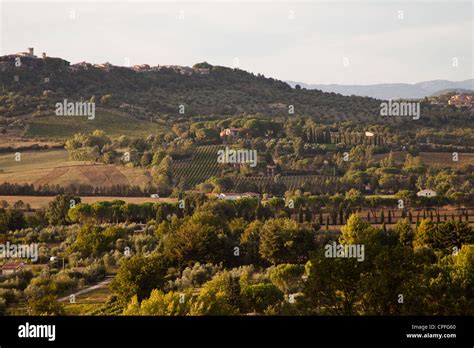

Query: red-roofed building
[1,262,25,275]
[219,128,243,141]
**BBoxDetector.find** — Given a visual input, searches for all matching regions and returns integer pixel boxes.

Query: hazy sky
[1,1,472,84]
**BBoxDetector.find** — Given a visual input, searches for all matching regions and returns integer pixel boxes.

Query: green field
[26,108,169,140]
[0,149,71,173]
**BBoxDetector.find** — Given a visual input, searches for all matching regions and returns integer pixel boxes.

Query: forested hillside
[1,54,471,129]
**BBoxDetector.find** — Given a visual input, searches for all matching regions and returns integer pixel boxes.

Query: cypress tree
[255,202,261,220]
[303,207,308,222]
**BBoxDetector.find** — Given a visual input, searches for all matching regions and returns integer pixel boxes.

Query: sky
[0,0,472,85]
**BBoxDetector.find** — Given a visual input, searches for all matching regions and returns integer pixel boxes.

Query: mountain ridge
[286,79,474,100]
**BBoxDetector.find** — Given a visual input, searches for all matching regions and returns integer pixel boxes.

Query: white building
[215,192,259,200]
[416,189,437,198]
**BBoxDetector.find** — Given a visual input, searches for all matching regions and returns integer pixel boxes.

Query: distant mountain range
[286,79,474,100]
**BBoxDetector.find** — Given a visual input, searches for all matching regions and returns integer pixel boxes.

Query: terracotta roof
[2,262,25,270]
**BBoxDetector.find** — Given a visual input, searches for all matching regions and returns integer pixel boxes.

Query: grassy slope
[0,149,152,188]
[0,149,71,172]
[25,108,169,140]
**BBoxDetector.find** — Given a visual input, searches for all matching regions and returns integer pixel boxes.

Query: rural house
[220,128,243,141]
[1,262,25,275]
[417,189,437,198]
[214,192,259,200]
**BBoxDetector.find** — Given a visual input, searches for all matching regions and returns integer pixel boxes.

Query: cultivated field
[0,149,73,172]
[0,149,153,188]
[25,108,170,140]
[418,152,474,168]
[0,164,153,188]
[172,144,225,186]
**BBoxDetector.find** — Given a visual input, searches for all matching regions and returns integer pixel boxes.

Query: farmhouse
[416,189,437,198]
[220,128,243,141]
[214,192,259,200]
[1,262,25,275]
